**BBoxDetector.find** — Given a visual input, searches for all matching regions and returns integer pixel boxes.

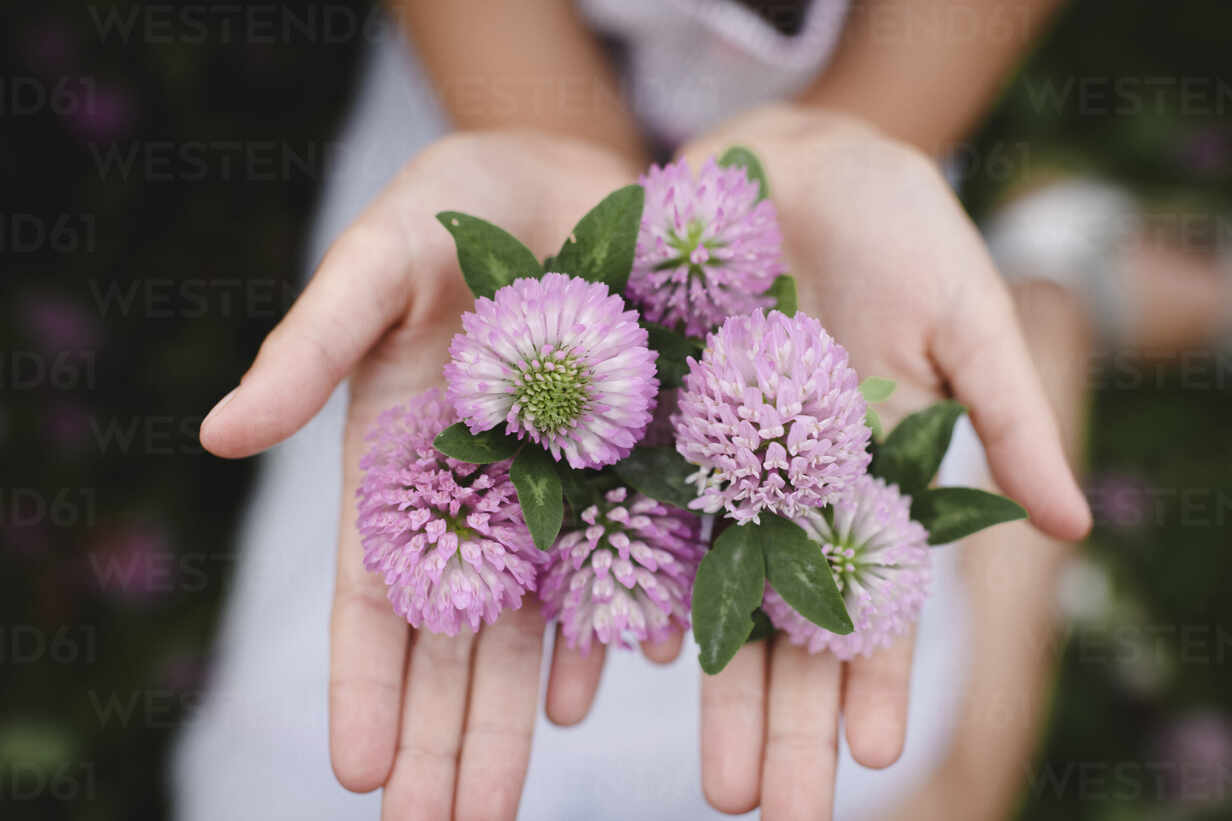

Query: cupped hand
[677,105,1092,819]
[198,132,667,821]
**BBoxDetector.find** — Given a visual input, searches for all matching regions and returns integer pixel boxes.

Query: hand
[199,132,664,821]
[677,105,1091,820]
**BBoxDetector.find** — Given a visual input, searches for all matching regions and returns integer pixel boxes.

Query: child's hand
[199,132,643,821]
[677,105,1091,820]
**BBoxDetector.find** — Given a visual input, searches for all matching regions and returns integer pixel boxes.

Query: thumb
[931,276,1092,541]
[200,207,415,459]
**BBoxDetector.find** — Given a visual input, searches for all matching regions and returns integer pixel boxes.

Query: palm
[200,121,1088,821]
[774,137,980,425]
[677,105,1090,819]
[202,132,641,821]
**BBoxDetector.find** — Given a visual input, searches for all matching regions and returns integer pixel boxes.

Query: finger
[381,630,476,821]
[842,632,916,769]
[328,572,409,792]
[545,627,606,726]
[641,628,684,664]
[200,201,415,458]
[700,641,767,814]
[454,606,547,821]
[761,641,842,821]
[329,422,410,792]
[932,276,1092,541]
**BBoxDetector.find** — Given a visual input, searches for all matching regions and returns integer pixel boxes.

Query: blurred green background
[1,1,1229,819]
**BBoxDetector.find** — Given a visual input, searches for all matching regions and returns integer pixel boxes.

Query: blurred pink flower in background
[63,81,139,143]
[1151,710,1232,806]
[1178,127,1232,175]
[19,292,102,354]
[20,17,76,74]
[158,650,208,694]
[1,521,51,559]
[88,520,176,602]
[45,400,93,451]
[1086,471,1155,530]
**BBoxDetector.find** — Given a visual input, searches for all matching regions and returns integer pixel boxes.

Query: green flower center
[823,543,861,594]
[818,509,867,594]
[512,348,591,434]
[445,515,477,540]
[657,218,725,278]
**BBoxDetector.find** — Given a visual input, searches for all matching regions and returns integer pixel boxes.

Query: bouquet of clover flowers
[356,147,1028,674]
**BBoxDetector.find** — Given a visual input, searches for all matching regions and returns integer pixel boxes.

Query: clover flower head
[763,475,932,659]
[674,309,871,524]
[539,487,705,652]
[356,388,545,635]
[627,158,785,337]
[445,274,658,470]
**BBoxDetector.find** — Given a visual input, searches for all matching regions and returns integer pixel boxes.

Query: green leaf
[693,524,767,675]
[550,185,644,295]
[911,487,1028,545]
[758,514,852,634]
[436,211,544,299]
[871,400,966,495]
[865,407,884,441]
[643,322,704,389]
[511,446,564,551]
[745,608,774,643]
[553,465,623,527]
[555,461,596,515]
[765,274,797,317]
[860,377,896,404]
[433,422,521,464]
[866,435,879,466]
[612,446,697,509]
[718,145,770,200]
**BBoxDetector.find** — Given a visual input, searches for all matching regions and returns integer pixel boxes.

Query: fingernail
[202,387,238,430]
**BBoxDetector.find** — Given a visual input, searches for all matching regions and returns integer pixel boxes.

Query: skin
[675,105,1090,819]
[201,134,641,821]
[392,0,645,162]
[202,1,1084,818]
[883,280,1094,821]
[201,117,1090,821]
[801,0,1066,155]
